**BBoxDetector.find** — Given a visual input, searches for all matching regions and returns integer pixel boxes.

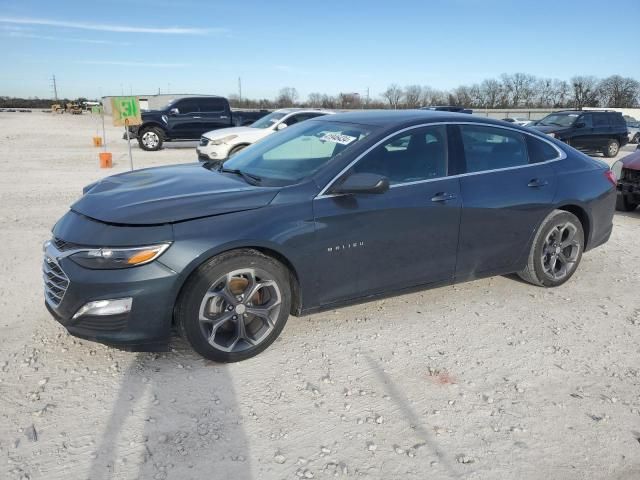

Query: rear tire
[176,249,291,362]
[137,127,164,151]
[518,210,584,287]
[603,139,619,158]
[616,194,638,212]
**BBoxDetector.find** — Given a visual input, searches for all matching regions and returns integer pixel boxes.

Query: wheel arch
[171,242,304,326]
[138,121,168,138]
[555,203,591,248]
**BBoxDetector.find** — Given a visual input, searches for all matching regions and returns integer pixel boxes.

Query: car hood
[203,126,269,140]
[622,151,640,171]
[72,163,279,225]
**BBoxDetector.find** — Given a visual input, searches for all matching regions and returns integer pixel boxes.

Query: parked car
[421,105,473,114]
[44,111,616,362]
[626,121,639,144]
[502,117,535,127]
[532,110,628,157]
[612,150,640,211]
[196,108,335,162]
[126,96,270,151]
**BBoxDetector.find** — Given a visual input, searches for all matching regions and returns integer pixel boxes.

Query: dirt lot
[0,112,639,480]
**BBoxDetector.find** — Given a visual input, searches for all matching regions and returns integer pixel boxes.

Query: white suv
[197,108,335,162]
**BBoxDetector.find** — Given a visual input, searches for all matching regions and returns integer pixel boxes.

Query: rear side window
[459,125,528,173]
[200,98,227,112]
[354,125,448,184]
[526,136,559,163]
[593,113,610,127]
[608,113,625,126]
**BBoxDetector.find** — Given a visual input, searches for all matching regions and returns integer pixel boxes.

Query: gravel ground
[0,112,639,480]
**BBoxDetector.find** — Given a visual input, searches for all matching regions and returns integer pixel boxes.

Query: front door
[313,125,461,305]
[166,98,202,139]
[571,113,594,149]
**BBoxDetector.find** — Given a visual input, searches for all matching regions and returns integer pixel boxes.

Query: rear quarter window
[526,136,560,163]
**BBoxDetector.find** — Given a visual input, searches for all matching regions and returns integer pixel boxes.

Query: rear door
[313,125,461,304]
[199,97,231,132]
[166,98,202,138]
[592,113,611,150]
[454,124,559,280]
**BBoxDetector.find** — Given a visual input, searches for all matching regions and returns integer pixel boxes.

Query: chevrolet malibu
[44,111,616,362]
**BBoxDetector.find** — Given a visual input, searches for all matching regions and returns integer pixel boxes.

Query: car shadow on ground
[613,208,640,219]
[88,339,251,479]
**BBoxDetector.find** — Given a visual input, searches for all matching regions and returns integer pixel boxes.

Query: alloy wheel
[198,268,282,353]
[142,131,159,149]
[541,222,581,281]
[608,142,619,156]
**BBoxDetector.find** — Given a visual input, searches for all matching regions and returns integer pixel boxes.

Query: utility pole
[366,87,370,106]
[51,74,58,100]
[238,77,242,101]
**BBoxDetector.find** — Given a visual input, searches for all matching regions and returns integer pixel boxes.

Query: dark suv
[532,110,628,157]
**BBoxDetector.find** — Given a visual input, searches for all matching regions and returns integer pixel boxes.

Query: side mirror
[276,122,288,131]
[331,173,390,195]
[575,121,585,128]
[169,108,179,115]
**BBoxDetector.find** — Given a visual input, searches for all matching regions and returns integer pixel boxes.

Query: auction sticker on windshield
[320,133,357,145]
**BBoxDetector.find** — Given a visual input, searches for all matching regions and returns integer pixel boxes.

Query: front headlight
[611,160,624,180]
[210,134,238,146]
[69,243,171,269]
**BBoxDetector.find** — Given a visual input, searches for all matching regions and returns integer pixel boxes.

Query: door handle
[527,179,549,188]
[192,116,202,119]
[431,192,457,202]
[220,115,229,119]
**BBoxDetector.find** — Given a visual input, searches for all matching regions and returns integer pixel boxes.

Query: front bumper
[196,142,232,162]
[43,240,178,349]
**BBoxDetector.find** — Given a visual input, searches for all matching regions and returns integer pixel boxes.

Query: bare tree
[501,73,538,107]
[598,75,640,107]
[382,84,403,109]
[479,79,503,108]
[570,76,599,108]
[403,85,422,108]
[307,92,323,107]
[276,87,298,107]
[420,86,447,107]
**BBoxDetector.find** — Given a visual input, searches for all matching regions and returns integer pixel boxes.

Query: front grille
[53,237,82,252]
[43,256,69,307]
[622,168,640,183]
[199,136,209,146]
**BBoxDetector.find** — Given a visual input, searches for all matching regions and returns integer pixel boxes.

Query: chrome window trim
[315,121,566,199]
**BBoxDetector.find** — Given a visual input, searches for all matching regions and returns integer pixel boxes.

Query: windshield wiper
[219,166,262,185]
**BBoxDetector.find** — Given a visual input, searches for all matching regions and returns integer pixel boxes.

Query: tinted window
[608,113,625,126]
[593,113,610,127]
[526,136,559,163]
[353,125,447,184]
[199,98,227,112]
[174,99,200,114]
[579,113,593,128]
[460,125,527,172]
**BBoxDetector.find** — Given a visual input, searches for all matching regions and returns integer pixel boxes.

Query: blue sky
[0,0,638,100]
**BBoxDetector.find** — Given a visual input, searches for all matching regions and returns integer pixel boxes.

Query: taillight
[604,170,617,186]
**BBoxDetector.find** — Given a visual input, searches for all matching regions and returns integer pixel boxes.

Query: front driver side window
[353,125,448,184]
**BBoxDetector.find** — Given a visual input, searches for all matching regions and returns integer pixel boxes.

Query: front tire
[137,127,164,151]
[616,194,638,212]
[518,210,584,287]
[176,249,291,362]
[603,139,620,158]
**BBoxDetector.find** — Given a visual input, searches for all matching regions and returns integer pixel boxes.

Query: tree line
[228,74,640,110]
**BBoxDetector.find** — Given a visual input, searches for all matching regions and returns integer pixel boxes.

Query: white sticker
[320,133,357,145]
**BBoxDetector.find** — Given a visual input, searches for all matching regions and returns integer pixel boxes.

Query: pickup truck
[125,96,270,151]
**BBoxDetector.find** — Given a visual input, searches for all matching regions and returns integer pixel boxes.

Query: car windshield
[251,111,288,129]
[538,113,578,127]
[221,120,373,186]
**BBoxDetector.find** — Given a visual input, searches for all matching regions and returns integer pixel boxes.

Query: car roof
[276,108,335,114]
[316,110,511,128]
